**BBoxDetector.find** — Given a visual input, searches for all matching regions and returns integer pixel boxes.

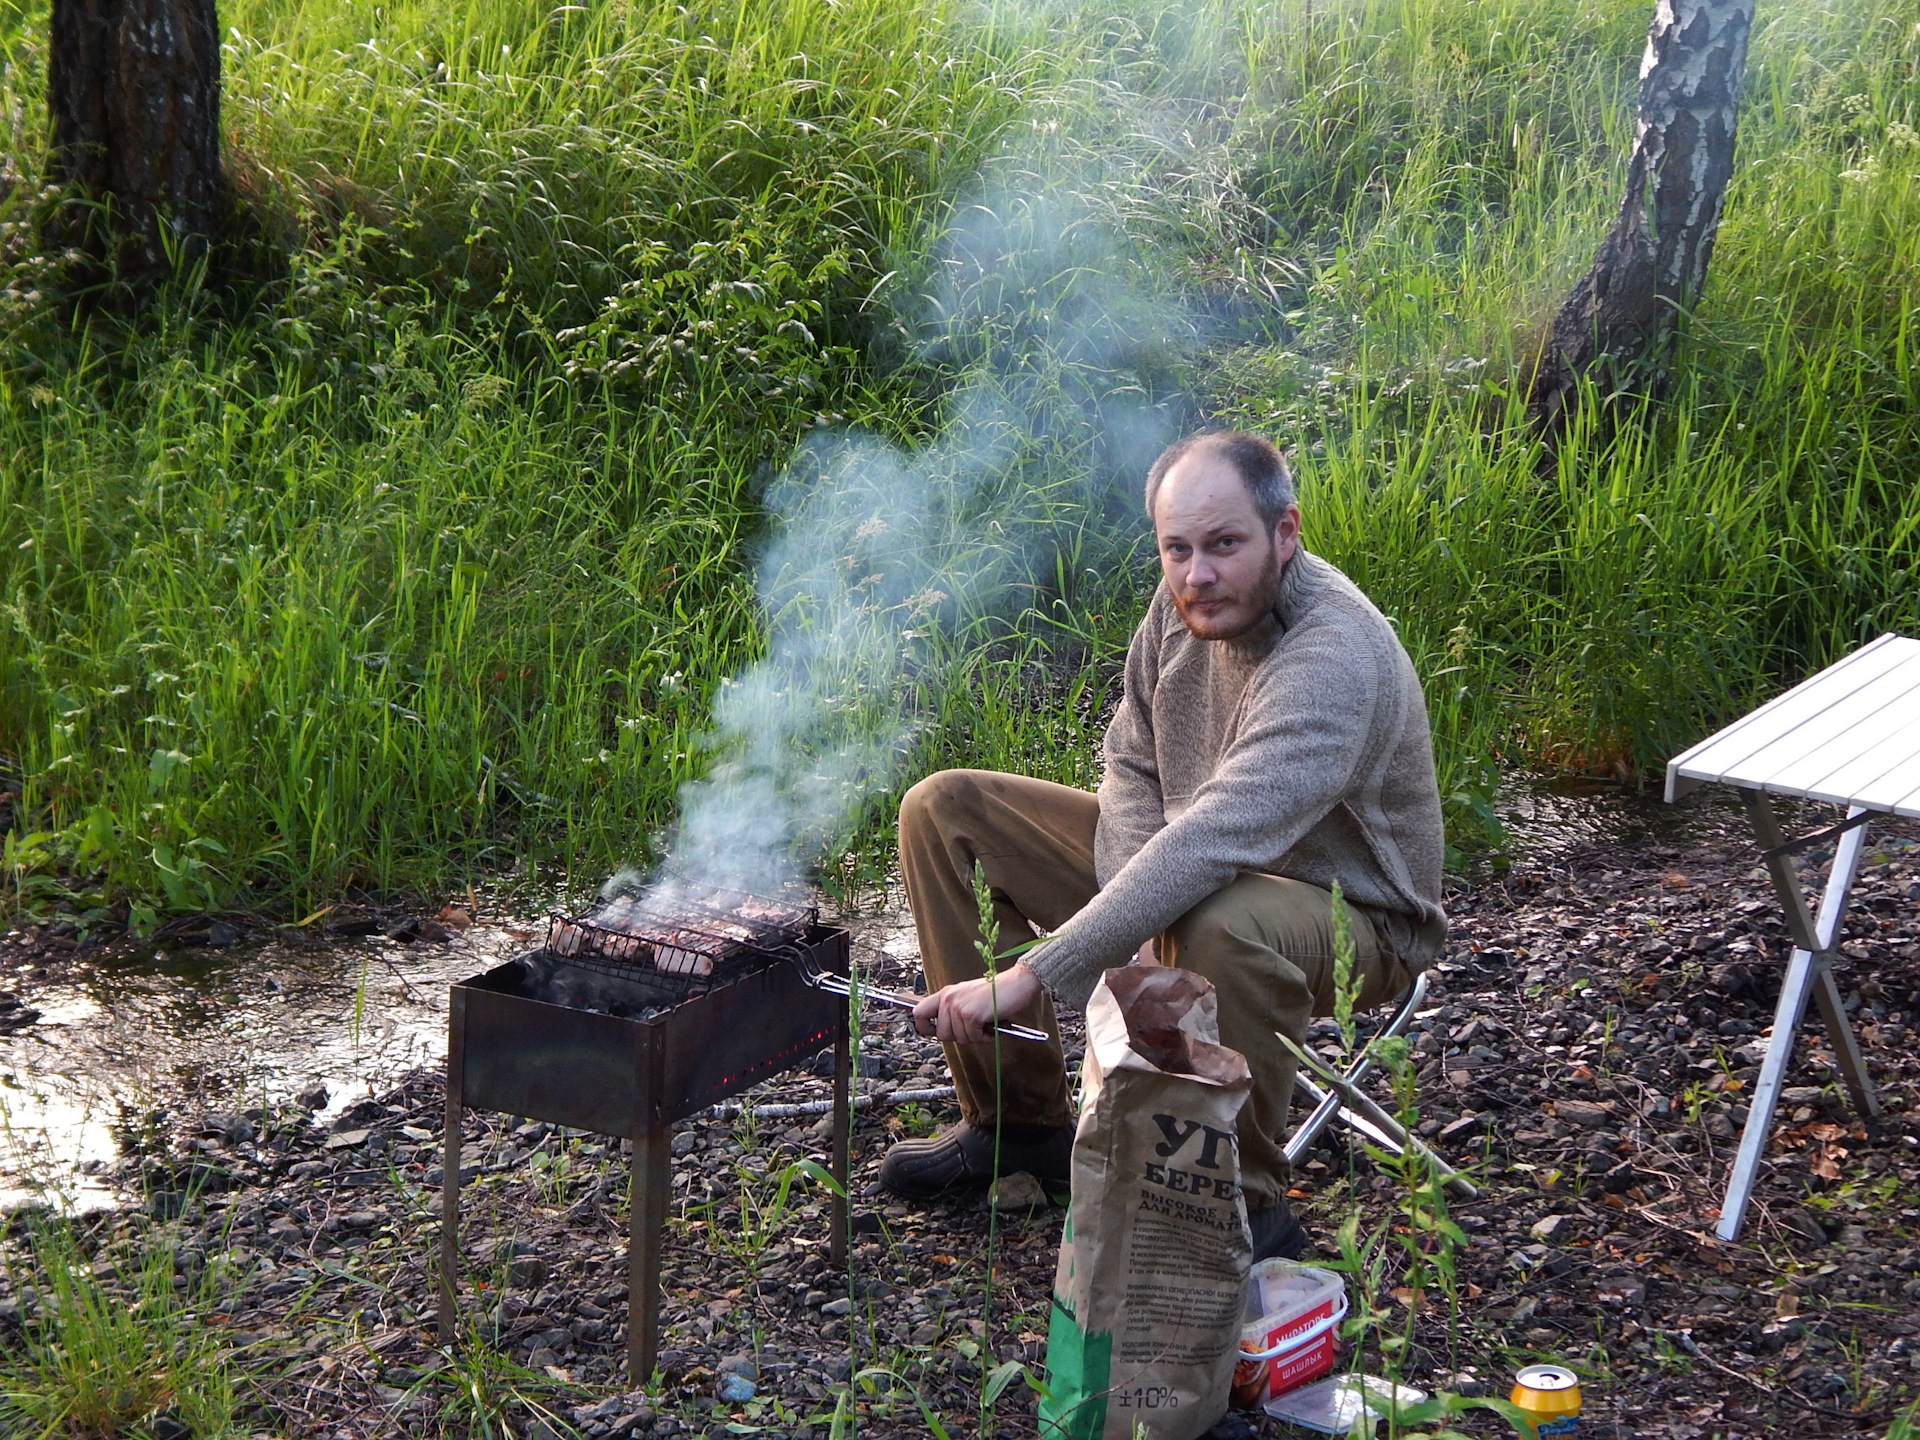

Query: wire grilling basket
[541,885,819,1004]
[535,880,1044,1038]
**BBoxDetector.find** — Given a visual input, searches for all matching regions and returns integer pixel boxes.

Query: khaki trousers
[899,768,1412,1208]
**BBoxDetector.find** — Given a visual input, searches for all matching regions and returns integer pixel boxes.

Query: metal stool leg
[1285,972,1428,1168]
[1290,1061,1478,1199]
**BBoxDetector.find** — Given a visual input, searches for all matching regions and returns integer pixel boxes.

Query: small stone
[510,1256,550,1288]
[1554,1100,1614,1129]
[295,1082,330,1110]
[387,916,455,944]
[988,1171,1049,1211]
[1437,1115,1481,1144]
[820,1297,853,1317]
[325,1129,371,1151]
[206,920,240,947]
[715,1373,755,1403]
[287,1160,329,1179]
[1530,1214,1572,1243]
[220,1114,256,1144]
[671,1131,698,1158]
[528,1346,562,1371]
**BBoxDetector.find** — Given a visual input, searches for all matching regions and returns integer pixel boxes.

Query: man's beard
[1170,541,1284,641]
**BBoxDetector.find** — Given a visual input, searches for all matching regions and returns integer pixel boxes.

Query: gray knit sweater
[1025,549,1448,1011]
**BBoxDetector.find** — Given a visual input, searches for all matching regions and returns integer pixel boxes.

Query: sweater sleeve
[1026,613,1385,1011]
[1092,598,1168,886]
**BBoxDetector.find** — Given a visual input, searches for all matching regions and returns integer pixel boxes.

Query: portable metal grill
[438,892,851,1380]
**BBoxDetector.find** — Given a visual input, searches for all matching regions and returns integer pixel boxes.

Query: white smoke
[613,142,1212,913]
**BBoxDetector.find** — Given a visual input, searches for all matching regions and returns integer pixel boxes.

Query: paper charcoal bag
[1039,967,1253,1440]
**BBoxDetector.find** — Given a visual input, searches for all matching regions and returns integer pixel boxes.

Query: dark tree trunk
[1529,0,1755,431]
[45,0,221,284]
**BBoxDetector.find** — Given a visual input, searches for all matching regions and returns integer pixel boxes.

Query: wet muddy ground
[1,785,1918,1439]
[0,910,531,1209]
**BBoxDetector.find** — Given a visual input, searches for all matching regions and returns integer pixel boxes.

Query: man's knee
[901,772,976,851]
[1166,874,1321,959]
[1163,888,1240,960]
[901,769,990,831]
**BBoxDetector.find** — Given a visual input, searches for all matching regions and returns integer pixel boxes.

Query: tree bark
[45,0,221,283]
[1529,0,1755,432]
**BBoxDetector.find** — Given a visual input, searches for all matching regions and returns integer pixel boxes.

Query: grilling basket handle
[790,956,1048,1042]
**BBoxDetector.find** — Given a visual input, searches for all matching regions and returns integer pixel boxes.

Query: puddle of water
[0,924,537,1212]
[1494,774,1719,856]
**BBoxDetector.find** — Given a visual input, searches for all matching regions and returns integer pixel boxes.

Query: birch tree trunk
[1529,0,1755,431]
[45,0,221,284]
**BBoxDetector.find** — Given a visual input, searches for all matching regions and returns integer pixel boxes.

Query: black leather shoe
[878,1121,1073,1201]
[1248,1197,1310,1261]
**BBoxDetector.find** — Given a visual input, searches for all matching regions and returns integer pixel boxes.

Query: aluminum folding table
[1666,632,1920,1241]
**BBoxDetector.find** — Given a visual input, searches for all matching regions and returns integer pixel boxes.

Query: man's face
[1152,447,1299,641]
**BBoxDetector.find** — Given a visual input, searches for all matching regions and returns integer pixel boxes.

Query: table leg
[629,1126,670,1382]
[1717,947,1818,1242]
[1812,963,1880,1117]
[1719,798,1875,1241]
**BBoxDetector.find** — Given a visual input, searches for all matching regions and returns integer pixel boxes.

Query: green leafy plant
[700,1157,845,1264]
[972,856,1009,1440]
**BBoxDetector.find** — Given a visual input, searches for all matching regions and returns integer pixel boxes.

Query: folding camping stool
[1284,970,1478,1198]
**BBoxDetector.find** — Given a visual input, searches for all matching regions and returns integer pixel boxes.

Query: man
[882,430,1447,1259]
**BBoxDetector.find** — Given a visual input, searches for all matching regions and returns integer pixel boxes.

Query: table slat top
[1666,634,1920,816]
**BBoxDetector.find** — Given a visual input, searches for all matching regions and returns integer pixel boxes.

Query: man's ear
[1274,506,1301,560]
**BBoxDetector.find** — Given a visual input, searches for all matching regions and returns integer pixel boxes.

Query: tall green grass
[0,1220,244,1437]
[0,0,1915,917]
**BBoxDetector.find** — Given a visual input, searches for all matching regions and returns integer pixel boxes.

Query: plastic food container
[1229,1260,1348,1407]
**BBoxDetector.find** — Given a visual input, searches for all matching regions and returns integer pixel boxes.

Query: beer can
[1511,1364,1581,1438]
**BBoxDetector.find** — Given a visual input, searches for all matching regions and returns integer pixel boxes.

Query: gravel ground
[2,789,1918,1438]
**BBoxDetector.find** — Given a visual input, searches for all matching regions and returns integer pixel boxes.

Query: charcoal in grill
[516,950,668,1020]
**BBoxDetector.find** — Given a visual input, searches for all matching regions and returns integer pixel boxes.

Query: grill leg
[831,1012,851,1269]
[438,997,466,1346]
[629,1126,670,1382]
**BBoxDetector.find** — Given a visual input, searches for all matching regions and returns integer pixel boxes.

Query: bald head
[1144,431,1295,529]
[1148,432,1300,641]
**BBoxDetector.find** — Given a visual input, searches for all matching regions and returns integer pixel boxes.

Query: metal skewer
[790,954,1048,1041]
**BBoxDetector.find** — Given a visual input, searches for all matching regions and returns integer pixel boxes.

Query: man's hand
[913,961,1042,1044]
